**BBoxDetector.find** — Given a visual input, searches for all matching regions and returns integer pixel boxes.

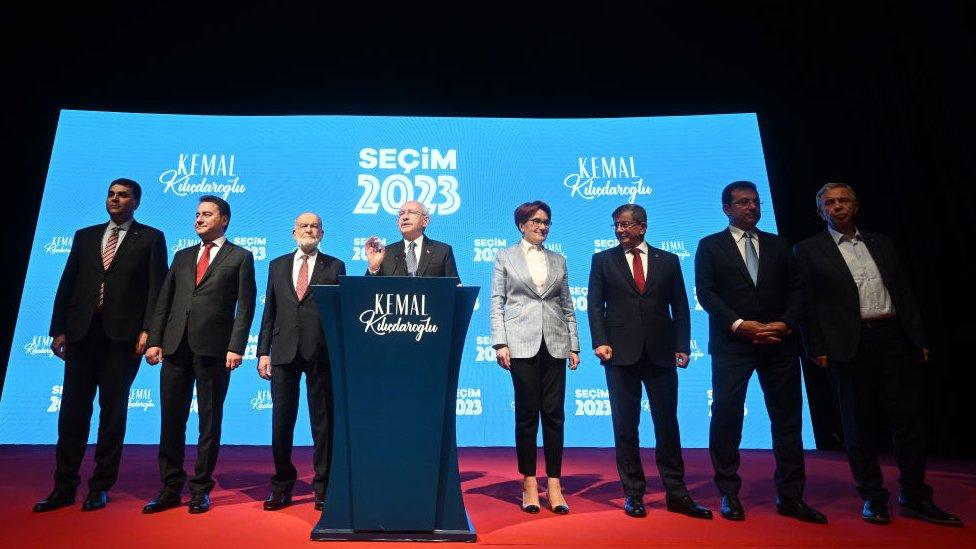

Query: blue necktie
[406,241,418,276]
[744,231,759,284]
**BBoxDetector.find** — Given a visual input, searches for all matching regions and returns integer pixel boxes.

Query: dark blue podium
[311,276,478,542]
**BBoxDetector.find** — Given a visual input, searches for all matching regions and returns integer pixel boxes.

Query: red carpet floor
[0,446,973,548]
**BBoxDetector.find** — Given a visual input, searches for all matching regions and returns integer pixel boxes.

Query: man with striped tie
[256,212,345,511]
[36,178,168,512]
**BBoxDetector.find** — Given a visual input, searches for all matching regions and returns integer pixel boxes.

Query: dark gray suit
[257,251,345,496]
[588,244,692,498]
[695,228,805,500]
[794,230,931,504]
[147,240,256,495]
[49,221,167,493]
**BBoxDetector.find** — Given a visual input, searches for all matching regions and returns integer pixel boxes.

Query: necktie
[196,242,215,285]
[744,231,759,284]
[631,247,645,294]
[406,241,418,276]
[98,226,121,309]
[296,254,310,300]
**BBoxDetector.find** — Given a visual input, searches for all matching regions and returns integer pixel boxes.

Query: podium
[311,276,478,542]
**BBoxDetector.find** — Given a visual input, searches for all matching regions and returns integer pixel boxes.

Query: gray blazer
[490,243,580,359]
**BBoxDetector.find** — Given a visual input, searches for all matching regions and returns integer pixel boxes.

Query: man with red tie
[587,204,711,520]
[35,178,167,513]
[257,212,345,511]
[143,195,256,514]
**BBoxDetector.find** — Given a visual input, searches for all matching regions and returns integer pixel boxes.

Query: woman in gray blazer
[490,200,580,514]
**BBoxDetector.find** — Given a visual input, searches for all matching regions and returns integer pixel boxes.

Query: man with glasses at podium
[363,200,460,281]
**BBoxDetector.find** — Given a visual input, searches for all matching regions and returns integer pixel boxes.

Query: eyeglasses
[611,221,644,229]
[526,218,551,227]
[731,198,762,207]
[398,208,427,217]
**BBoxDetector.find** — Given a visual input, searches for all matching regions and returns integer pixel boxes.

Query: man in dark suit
[363,200,459,280]
[794,182,961,526]
[587,204,711,520]
[35,178,167,513]
[695,181,826,524]
[142,195,256,514]
[257,212,345,512]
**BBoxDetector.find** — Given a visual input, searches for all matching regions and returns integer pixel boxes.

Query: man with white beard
[256,212,346,511]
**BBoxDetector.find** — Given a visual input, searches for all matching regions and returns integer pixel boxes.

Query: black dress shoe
[32,489,76,512]
[142,488,182,514]
[776,497,828,524]
[899,497,963,527]
[81,491,109,512]
[263,491,292,511]
[720,494,745,521]
[624,495,646,518]
[188,493,211,514]
[314,493,325,511]
[862,500,891,524]
[666,494,713,519]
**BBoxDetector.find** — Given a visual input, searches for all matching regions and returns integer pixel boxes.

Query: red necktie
[98,226,120,309]
[631,247,645,293]
[296,254,310,300]
[196,242,215,285]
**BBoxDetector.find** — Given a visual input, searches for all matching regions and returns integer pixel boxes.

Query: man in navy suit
[363,200,459,281]
[35,178,167,512]
[695,181,826,524]
[588,204,711,519]
[794,182,961,526]
[143,195,256,514]
[257,212,345,512]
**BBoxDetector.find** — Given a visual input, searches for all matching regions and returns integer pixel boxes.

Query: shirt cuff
[731,319,744,332]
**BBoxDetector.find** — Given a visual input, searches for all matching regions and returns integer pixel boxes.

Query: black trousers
[158,336,230,495]
[709,349,805,499]
[605,352,688,498]
[55,316,140,493]
[270,356,333,496]
[831,319,932,504]
[509,338,566,478]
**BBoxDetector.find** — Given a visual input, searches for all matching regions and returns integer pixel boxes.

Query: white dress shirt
[292,249,318,288]
[519,238,548,293]
[623,240,649,282]
[404,234,425,265]
[828,227,895,319]
[101,219,133,254]
[728,224,760,262]
[196,235,227,262]
[728,225,759,332]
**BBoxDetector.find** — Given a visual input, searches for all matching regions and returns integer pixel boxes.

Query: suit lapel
[197,241,232,286]
[610,245,640,294]
[755,231,771,286]
[299,253,330,303]
[644,248,664,295]
[415,239,434,276]
[540,249,560,296]
[93,223,111,273]
[107,222,142,271]
[285,253,300,302]
[816,231,857,288]
[721,229,754,286]
[508,245,540,296]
